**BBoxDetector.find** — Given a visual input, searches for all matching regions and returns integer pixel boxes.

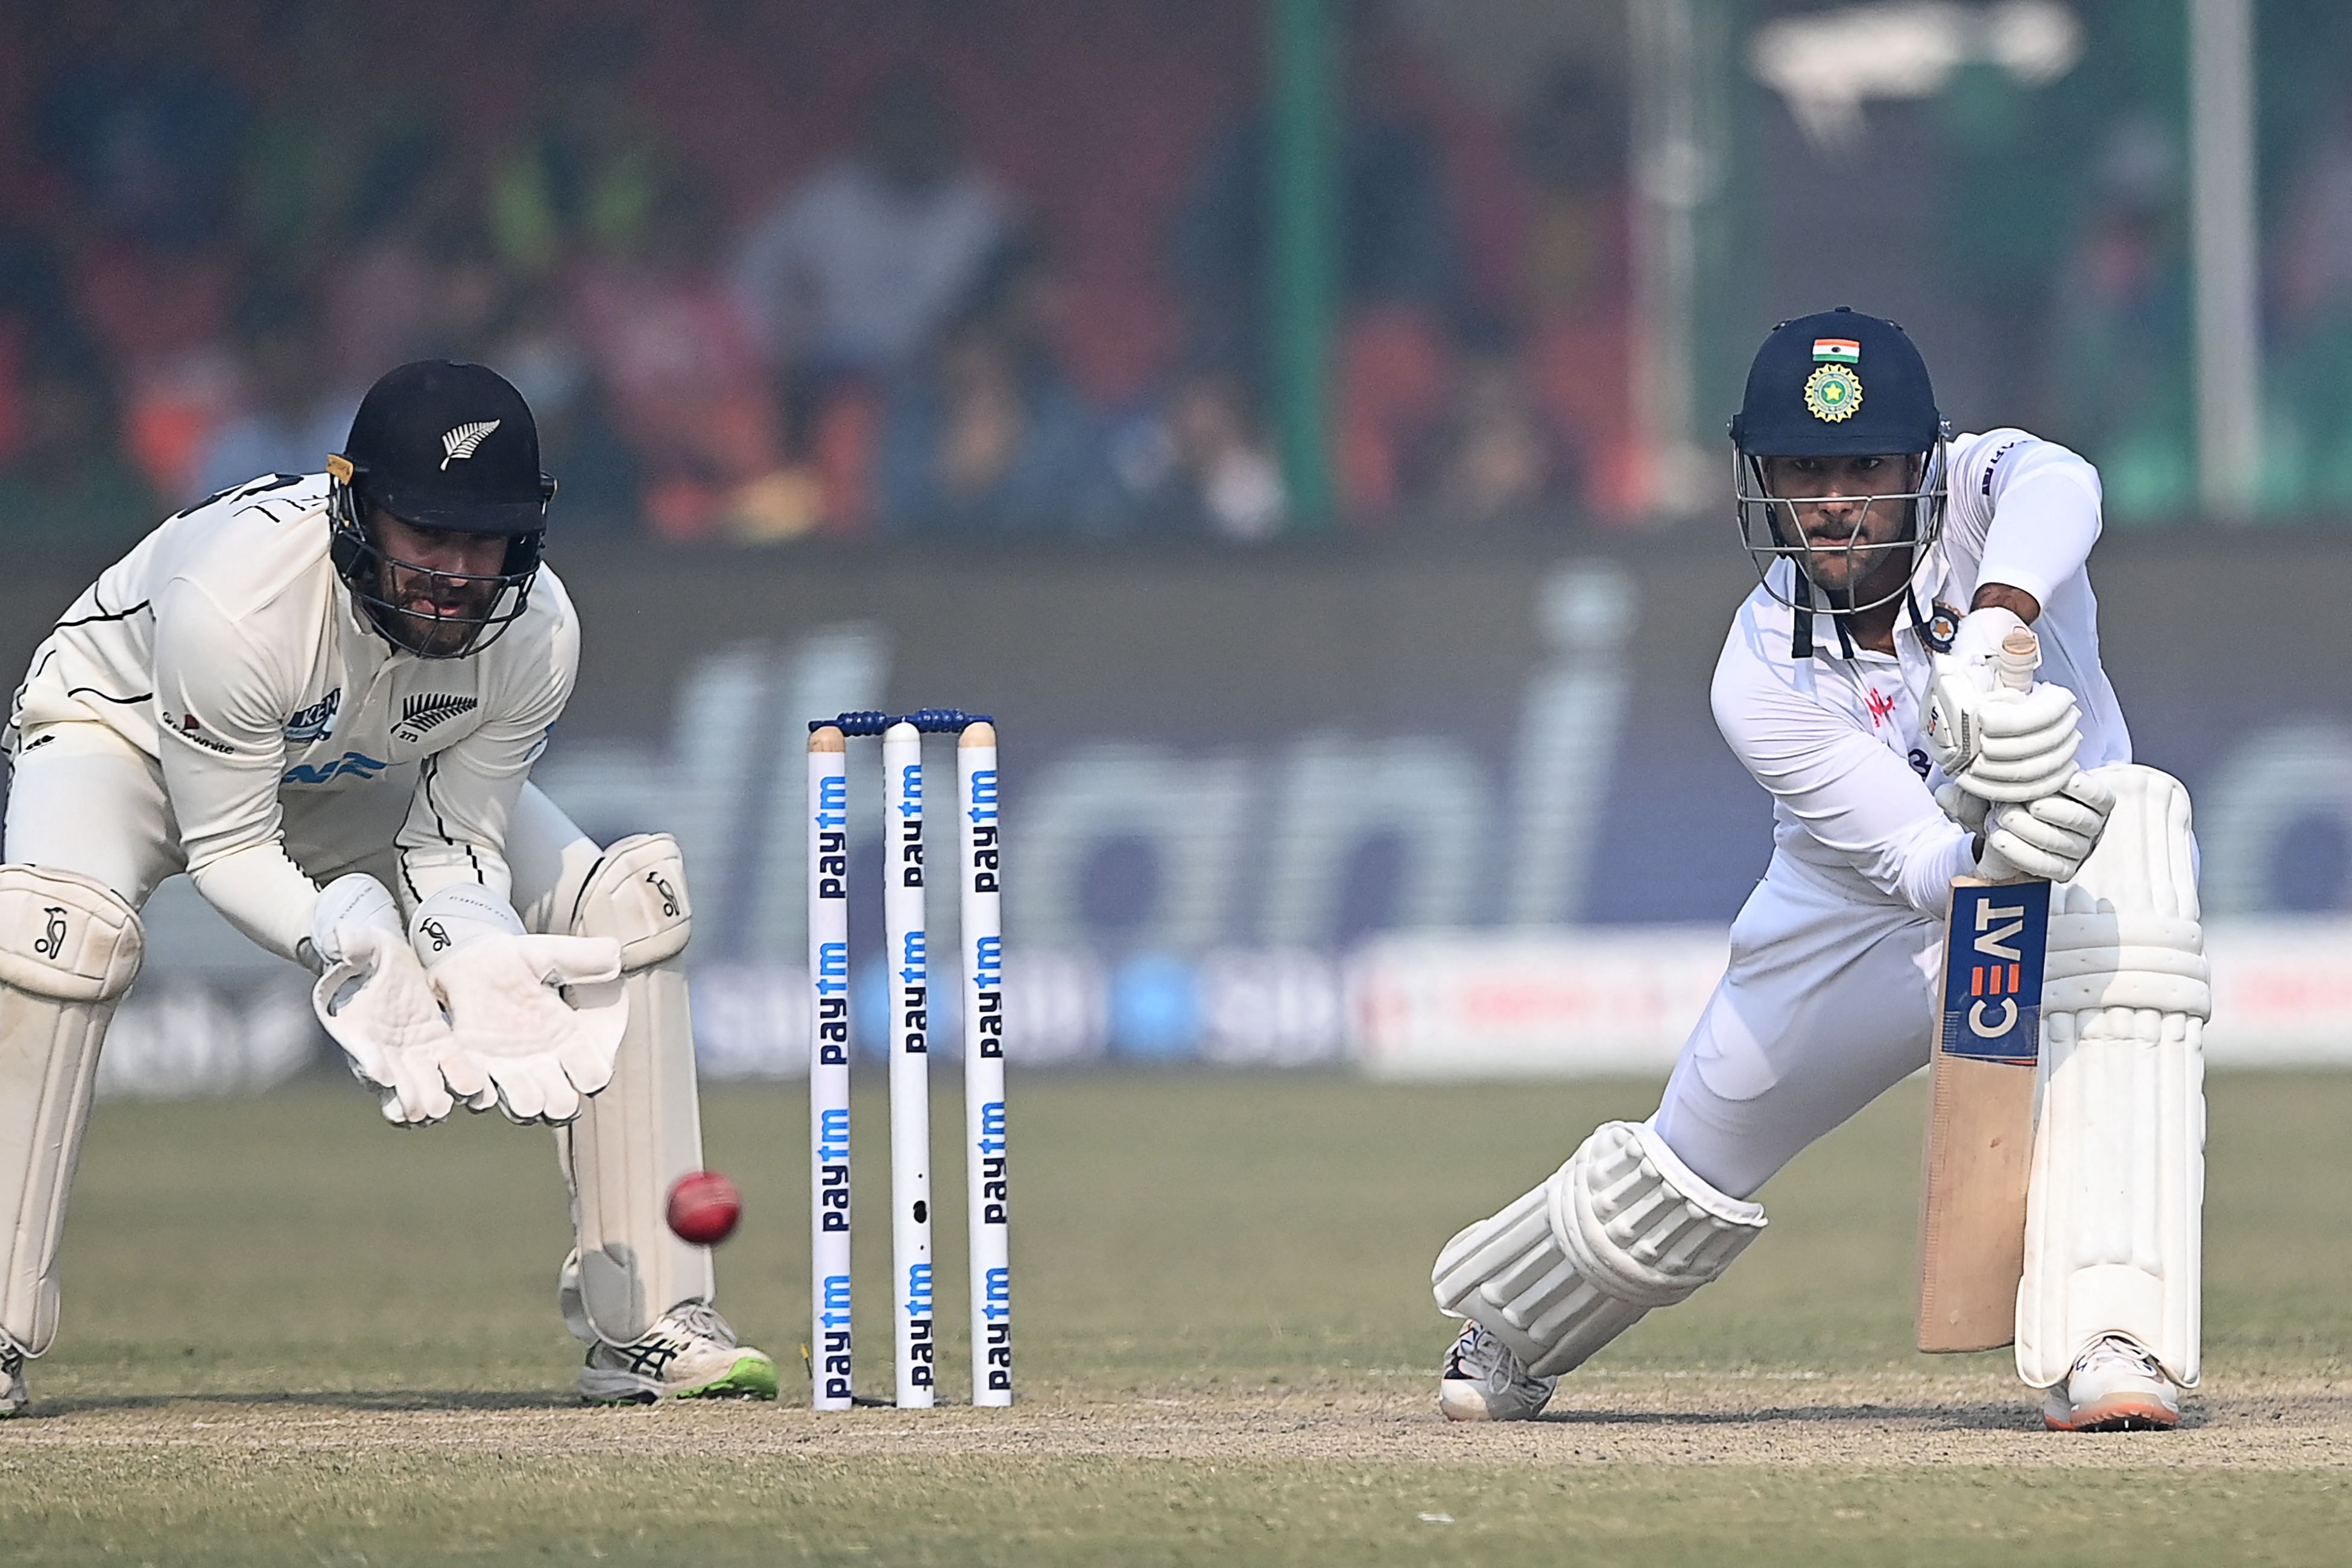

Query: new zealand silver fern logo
[440,420,501,469]
[394,692,479,741]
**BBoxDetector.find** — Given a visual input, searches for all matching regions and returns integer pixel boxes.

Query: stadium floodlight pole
[1628,0,1724,518]
[882,719,937,1408]
[2189,0,2261,520]
[960,721,1012,1405]
[1266,0,1336,530]
[806,725,853,1410]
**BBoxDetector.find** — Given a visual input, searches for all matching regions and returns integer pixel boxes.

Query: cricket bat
[1917,628,2050,1353]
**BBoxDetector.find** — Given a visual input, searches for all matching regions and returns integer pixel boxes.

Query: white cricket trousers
[1649,850,1943,1201]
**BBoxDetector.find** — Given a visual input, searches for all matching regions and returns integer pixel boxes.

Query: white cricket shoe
[579,1301,779,1405]
[0,1344,24,1418]
[1437,1321,1557,1421]
[2041,1335,2181,1432]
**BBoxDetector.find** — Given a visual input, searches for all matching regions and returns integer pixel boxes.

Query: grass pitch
[4,1070,2348,1564]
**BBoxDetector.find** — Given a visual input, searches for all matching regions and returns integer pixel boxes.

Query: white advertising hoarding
[1347,920,2352,1080]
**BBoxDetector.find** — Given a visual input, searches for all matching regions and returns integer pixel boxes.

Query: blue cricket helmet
[1730,306,1943,457]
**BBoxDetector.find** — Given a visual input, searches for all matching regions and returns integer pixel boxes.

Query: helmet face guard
[327,456,548,659]
[1732,441,1949,616]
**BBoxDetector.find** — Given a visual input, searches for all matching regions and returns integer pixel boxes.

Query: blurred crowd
[0,0,1645,551]
[7,1,2352,552]
[2023,92,2352,519]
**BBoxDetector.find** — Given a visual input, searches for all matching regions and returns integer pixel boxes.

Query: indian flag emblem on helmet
[1803,363,1862,422]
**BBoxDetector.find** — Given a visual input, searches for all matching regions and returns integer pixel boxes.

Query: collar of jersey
[1775,542,1953,667]
[332,575,421,669]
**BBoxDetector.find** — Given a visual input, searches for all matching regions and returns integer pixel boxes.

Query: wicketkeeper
[1,361,776,1415]
[1433,309,2206,1431]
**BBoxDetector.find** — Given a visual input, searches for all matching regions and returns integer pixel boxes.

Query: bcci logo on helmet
[1803,363,1862,422]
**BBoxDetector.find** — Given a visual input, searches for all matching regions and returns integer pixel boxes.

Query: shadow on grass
[30,1387,578,1417]
[1532,1399,2047,1432]
[1534,1398,2245,1433]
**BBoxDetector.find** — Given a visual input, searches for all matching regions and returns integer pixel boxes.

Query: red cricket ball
[666,1170,742,1246]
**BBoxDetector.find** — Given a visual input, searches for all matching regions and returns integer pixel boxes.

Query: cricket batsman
[1433,309,2207,1431]
[0,361,776,1415]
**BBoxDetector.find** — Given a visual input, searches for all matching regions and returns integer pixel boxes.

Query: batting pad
[0,865,144,1356]
[555,835,712,1345]
[1433,1121,1765,1379]
[2017,765,2208,1389]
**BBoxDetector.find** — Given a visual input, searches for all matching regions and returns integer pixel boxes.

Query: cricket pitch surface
[7,1074,2347,1564]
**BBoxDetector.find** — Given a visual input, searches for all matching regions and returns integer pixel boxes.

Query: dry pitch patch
[7,1373,2349,1567]
[8,1369,2352,1468]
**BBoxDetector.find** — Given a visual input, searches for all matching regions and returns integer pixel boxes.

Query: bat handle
[1995,627,2038,692]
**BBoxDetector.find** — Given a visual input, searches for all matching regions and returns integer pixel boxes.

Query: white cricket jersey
[1712,428,2131,918]
[5,472,578,962]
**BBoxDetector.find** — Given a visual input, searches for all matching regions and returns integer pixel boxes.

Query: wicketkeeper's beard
[373,566,503,657]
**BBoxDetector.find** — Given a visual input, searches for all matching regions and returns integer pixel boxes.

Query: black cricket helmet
[1728,307,1950,622]
[327,360,556,658]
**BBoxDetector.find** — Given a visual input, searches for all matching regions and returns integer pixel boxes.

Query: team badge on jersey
[393,692,478,741]
[1803,363,1862,422]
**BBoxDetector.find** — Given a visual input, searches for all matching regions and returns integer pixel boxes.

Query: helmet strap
[1905,586,1931,642]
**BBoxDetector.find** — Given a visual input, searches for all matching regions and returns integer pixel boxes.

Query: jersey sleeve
[150,577,321,962]
[1944,429,2103,609]
[393,602,578,907]
[1712,620,1976,918]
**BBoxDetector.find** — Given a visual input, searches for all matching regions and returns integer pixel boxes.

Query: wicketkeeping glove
[403,884,628,1125]
[306,871,400,973]
[405,883,531,1110]
[409,882,529,965]
[428,932,627,1125]
[311,922,463,1126]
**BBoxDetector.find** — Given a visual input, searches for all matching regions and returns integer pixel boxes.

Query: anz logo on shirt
[283,687,342,745]
[283,751,388,785]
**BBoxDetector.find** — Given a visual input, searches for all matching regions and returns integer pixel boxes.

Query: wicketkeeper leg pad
[1432,1120,1766,1378]
[0,866,144,1357]
[553,835,713,1345]
[2017,764,2208,1390]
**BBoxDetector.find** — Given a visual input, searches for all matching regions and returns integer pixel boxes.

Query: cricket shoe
[580,1301,779,1405]
[1,1343,24,1418]
[1437,1321,1557,1422]
[2041,1335,2181,1432]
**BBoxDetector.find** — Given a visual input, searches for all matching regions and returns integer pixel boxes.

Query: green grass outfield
[4,1071,2348,1565]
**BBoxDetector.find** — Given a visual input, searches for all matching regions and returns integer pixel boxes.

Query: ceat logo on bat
[1939,880,2050,1066]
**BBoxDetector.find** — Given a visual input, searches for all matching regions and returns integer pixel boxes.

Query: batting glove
[1977,770,2117,884]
